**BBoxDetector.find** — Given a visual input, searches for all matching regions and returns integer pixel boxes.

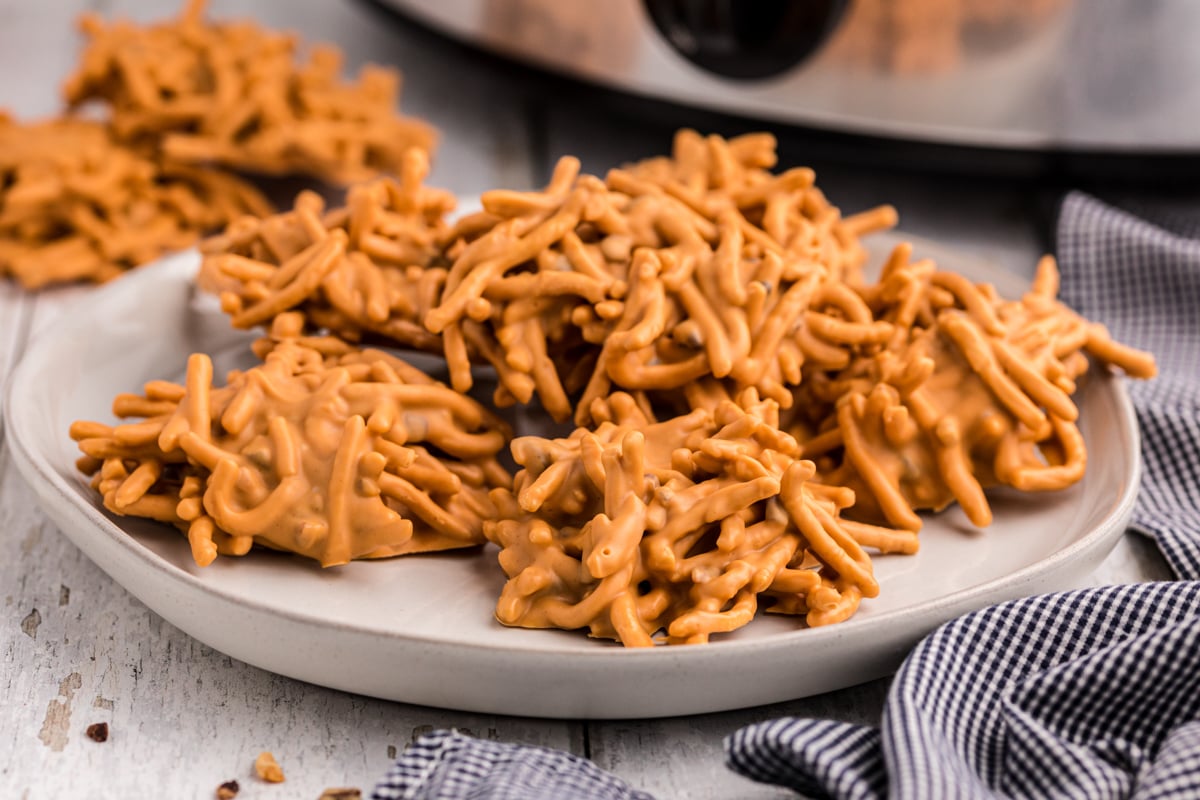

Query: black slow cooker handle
[644,0,849,80]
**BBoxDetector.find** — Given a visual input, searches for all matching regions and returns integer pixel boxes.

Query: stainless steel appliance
[371,0,1200,153]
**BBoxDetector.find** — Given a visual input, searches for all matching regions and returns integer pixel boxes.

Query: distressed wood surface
[0,1,1174,799]
[0,448,583,800]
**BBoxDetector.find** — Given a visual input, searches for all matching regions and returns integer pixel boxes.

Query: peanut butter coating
[71,320,510,567]
[789,253,1157,531]
[485,391,915,647]
[199,130,898,424]
[64,0,436,185]
[0,117,270,289]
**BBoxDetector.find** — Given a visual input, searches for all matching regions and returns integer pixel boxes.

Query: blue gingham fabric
[371,730,655,800]
[1057,192,1200,579]
[726,582,1200,799]
[726,193,1200,798]
[373,194,1200,799]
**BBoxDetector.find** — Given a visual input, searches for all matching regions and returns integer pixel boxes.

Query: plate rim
[2,237,1142,665]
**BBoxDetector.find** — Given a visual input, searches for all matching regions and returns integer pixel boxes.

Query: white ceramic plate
[4,235,1140,719]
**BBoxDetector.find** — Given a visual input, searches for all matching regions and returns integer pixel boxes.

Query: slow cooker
[369,0,1200,154]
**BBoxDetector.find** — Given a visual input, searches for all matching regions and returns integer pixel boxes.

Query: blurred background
[354,0,1200,277]
[378,0,1200,156]
[9,0,1200,281]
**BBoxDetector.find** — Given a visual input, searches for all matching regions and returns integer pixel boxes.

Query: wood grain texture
[5,294,583,800]
[0,447,582,800]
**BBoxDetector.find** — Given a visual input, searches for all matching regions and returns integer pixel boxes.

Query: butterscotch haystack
[486,391,915,646]
[199,147,454,354]
[426,130,897,424]
[0,116,269,289]
[64,0,437,184]
[199,130,898,423]
[70,316,510,567]
[786,249,1157,532]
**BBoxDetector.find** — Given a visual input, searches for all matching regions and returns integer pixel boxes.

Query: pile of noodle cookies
[488,390,909,646]
[1,0,434,289]
[0,115,270,289]
[73,130,1157,647]
[202,130,900,425]
[64,0,435,184]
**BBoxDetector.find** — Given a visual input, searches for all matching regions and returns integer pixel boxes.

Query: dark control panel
[644,0,848,80]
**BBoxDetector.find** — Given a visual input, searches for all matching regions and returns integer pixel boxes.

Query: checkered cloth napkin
[371,730,655,800]
[372,193,1200,799]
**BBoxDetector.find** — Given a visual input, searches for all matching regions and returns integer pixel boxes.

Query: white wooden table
[0,2,1173,798]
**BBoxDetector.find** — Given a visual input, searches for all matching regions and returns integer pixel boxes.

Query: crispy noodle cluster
[487,391,915,646]
[200,148,453,354]
[0,116,269,289]
[76,130,1157,645]
[202,130,899,425]
[70,314,510,567]
[64,0,436,185]
[2,1,436,289]
[788,248,1158,532]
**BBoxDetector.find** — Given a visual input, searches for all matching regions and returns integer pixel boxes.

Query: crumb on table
[254,751,285,783]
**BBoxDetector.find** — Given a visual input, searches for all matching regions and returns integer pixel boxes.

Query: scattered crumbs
[59,585,71,606]
[254,751,285,783]
[85,722,109,743]
[318,789,362,800]
[386,745,397,760]
[215,779,239,799]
